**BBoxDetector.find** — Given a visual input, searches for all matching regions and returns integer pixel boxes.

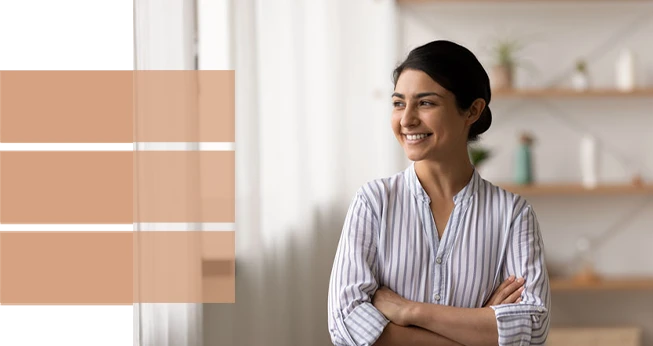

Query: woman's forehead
[394,70,449,96]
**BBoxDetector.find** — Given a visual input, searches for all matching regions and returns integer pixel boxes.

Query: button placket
[434,196,470,305]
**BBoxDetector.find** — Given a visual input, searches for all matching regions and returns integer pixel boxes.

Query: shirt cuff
[491,303,547,346]
[343,302,390,346]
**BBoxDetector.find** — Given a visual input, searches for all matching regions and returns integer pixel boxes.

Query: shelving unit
[397,0,651,3]
[493,88,653,99]
[498,183,653,196]
[550,278,653,291]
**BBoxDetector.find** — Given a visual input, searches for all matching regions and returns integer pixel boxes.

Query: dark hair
[393,40,492,142]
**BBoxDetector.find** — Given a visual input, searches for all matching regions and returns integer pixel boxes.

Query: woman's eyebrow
[392,92,443,99]
[416,92,443,99]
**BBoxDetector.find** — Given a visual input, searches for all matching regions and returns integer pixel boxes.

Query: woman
[327,40,550,346]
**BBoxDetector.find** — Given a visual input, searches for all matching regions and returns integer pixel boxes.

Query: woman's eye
[420,100,434,106]
[393,101,405,108]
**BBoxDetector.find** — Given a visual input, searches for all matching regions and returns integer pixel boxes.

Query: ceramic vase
[514,134,534,185]
[616,49,636,91]
[490,65,514,90]
[571,71,590,91]
[580,135,599,189]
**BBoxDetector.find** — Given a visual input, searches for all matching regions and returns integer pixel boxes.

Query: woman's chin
[404,149,427,162]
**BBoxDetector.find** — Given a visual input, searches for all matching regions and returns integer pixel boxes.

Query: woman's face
[391,69,479,163]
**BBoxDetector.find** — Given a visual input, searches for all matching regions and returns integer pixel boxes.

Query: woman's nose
[400,106,419,128]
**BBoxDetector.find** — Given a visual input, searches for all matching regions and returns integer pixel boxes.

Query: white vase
[571,71,589,91]
[616,49,636,91]
[580,135,599,189]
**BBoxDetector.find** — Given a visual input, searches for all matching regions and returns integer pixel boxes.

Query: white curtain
[203,1,404,345]
[133,0,406,345]
[134,0,203,345]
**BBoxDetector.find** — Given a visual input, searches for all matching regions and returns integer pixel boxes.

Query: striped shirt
[327,163,550,346]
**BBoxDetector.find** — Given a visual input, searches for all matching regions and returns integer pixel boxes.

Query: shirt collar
[405,162,481,204]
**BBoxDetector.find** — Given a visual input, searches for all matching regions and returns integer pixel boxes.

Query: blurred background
[134,0,653,345]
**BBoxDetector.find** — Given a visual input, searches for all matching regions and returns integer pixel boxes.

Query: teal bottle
[515,133,533,185]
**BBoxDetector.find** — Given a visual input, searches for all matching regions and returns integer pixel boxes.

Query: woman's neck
[414,153,474,201]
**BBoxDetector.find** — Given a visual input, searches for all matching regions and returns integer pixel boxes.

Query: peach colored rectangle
[0,232,2,304]
[134,151,234,223]
[0,152,133,223]
[134,70,235,142]
[0,232,133,305]
[134,231,235,303]
[0,154,4,305]
[0,71,133,143]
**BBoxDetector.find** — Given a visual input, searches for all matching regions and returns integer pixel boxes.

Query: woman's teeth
[406,134,429,140]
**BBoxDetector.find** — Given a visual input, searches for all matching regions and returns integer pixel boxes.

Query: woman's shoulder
[477,176,535,218]
[353,168,412,207]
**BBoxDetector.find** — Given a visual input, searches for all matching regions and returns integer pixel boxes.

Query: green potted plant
[468,145,492,168]
[489,38,525,91]
[571,59,590,91]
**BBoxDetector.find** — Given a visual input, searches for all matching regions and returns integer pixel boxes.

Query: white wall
[398,1,653,345]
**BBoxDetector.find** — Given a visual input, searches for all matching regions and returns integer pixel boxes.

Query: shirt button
[436,257,442,264]
[434,294,441,301]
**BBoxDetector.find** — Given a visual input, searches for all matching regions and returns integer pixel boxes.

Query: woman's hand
[483,275,525,307]
[372,286,413,326]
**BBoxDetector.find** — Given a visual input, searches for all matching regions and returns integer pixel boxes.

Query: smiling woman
[328,40,550,346]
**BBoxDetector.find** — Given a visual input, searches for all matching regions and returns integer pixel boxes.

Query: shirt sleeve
[328,190,389,346]
[491,204,551,346]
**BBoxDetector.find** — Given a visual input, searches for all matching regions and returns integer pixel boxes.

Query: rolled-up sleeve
[328,190,389,346]
[492,204,551,346]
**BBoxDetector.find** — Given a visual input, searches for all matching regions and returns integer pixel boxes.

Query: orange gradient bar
[0,231,234,304]
[0,71,133,143]
[0,152,133,223]
[134,70,235,142]
[134,231,235,303]
[0,232,2,304]
[0,232,133,305]
[134,151,234,223]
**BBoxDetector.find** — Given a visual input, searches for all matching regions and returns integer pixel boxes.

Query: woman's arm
[374,323,463,346]
[408,278,528,346]
[490,204,551,346]
[328,191,389,346]
[405,303,500,346]
[373,277,526,346]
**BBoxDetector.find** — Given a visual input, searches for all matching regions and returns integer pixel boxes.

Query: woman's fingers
[498,275,515,291]
[502,286,525,304]
[495,276,521,302]
[501,277,525,302]
[485,276,525,306]
[495,276,515,298]
[485,275,514,306]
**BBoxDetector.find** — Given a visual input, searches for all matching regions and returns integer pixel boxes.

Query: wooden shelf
[551,278,653,291]
[493,88,653,99]
[498,183,653,196]
[398,0,652,3]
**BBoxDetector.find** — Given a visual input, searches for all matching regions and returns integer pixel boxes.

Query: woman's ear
[465,98,486,126]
